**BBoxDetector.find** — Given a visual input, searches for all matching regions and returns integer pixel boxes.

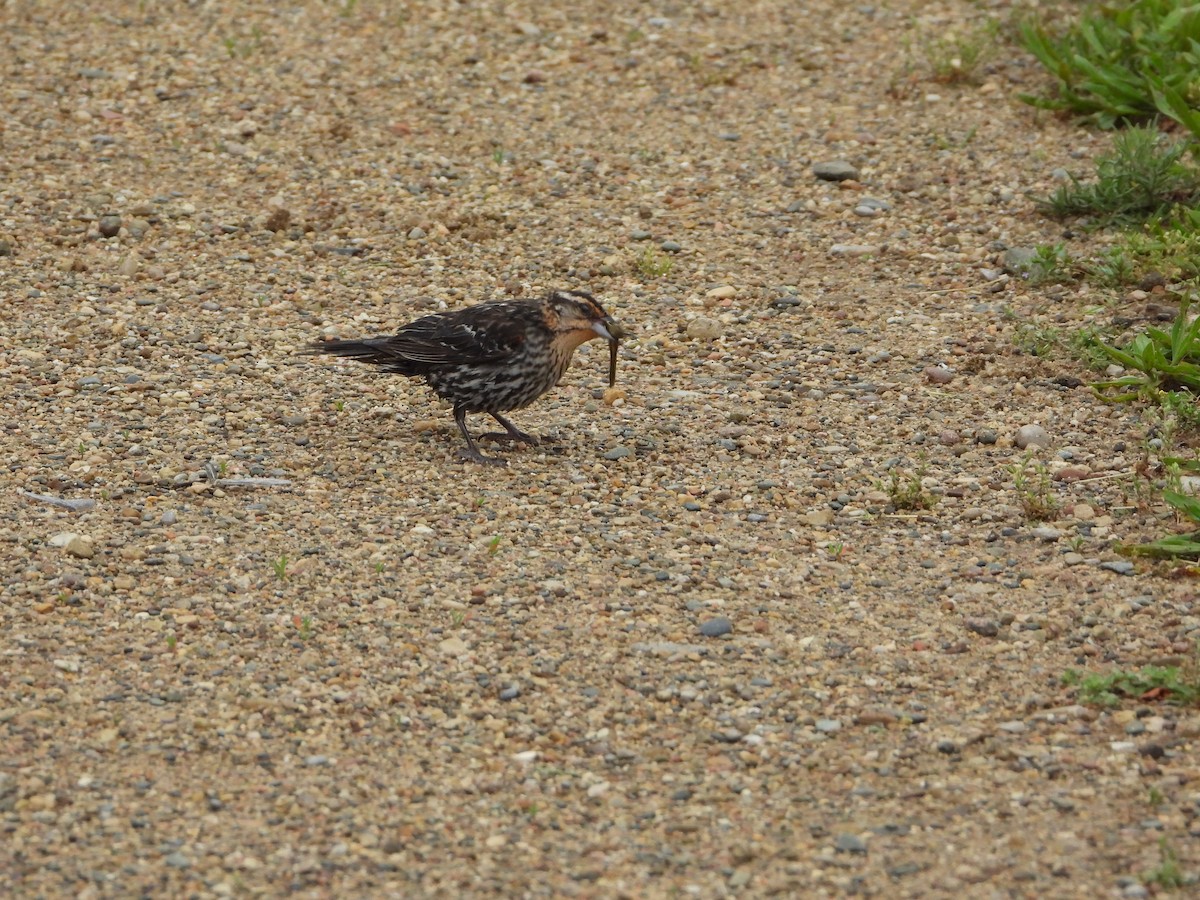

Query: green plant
[1062,664,1200,706]
[487,535,502,556]
[334,399,344,412]
[825,541,845,561]
[166,633,177,652]
[634,245,673,279]
[1143,838,1186,890]
[1012,453,1060,521]
[1118,206,1200,286]
[1020,243,1078,284]
[1091,302,1200,402]
[1041,127,1198,224]
[272,554,289,580]
[919,20,999,85]
[1068,326,1120,370]
[450,609,465,627]
[1019,0,1200,130]
[886,464,933,511]
[294,614,314,640]
[1125,488,1200,557]
[1014,323,1061,357]
[1147,786,1165,807]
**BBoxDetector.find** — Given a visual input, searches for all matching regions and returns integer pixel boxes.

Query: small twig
[215,477,293,488]
[919,277,1007,296]
[19,490,96,512]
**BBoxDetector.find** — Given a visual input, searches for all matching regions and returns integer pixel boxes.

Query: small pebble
[1015,425,1051,449]
[687,317,723,340]
[923,366,953,385]
[965,618,999,637]
[834,833,867,854]
[813,160,858,182]
[699,617,733,638]
[98,215,122,237]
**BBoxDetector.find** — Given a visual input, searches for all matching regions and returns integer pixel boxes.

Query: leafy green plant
[487,535,502,556]
[271,554,290,580]
[1021,243,1078,284]
[1062,664,1200,706]
[634,245,673,279]
[1143,838,1186,890]
[919,20,999,85]
[1019,0,1200,130]
[1125,489,1200,558]
[1041,127,1198,224]
[1014,323,1061,357]
[1091,302,1200,402]
[885,465,934,511]
[1012,453,1060,521]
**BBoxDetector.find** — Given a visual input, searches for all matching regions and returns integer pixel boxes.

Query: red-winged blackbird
[308,290,625,465]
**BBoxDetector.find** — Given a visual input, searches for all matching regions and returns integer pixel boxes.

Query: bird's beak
[593,318,625,343]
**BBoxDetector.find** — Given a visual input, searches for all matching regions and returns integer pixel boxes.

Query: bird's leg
[454,406,507,466]
[479,412,542,446]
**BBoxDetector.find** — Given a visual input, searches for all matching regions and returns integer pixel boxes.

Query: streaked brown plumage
[307,289,625,465]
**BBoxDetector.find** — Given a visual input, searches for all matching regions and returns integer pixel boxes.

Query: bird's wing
[380,303,532,366]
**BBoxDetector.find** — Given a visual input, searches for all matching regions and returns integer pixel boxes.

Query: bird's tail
[305,338,423,375]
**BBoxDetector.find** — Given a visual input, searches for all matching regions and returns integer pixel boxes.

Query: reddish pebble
[923,366,954,384]
[1054,467,1089,482]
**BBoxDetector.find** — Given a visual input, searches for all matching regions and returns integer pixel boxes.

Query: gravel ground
[3,1,1199,897]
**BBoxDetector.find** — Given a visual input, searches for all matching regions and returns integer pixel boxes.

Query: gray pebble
[1032,527,1062,541]
[976,429,997,445]
[603,446,632,460]
[499,684,520,701]
[828,243,878,258]
[699,617,732,638]
[1121,885,1149,899]
[1003,247,1038,275]
[407,226,427,239]
[305,755,329,766]
[164,851,190,868]
[1100,560,1134,575]
[660,240,682,252]
[630,229,652,241]
[834,833,867,854]
[815,718,841,733]
[965,618,999,637]
[813,160,858,182]
[719,132,741,142]
[98,215,122,238]
[1015,424,1051,449]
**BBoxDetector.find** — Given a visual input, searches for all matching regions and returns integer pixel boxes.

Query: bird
[307,289,626,465]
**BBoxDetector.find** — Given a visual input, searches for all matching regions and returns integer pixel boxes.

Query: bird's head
[544,289,626,348]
